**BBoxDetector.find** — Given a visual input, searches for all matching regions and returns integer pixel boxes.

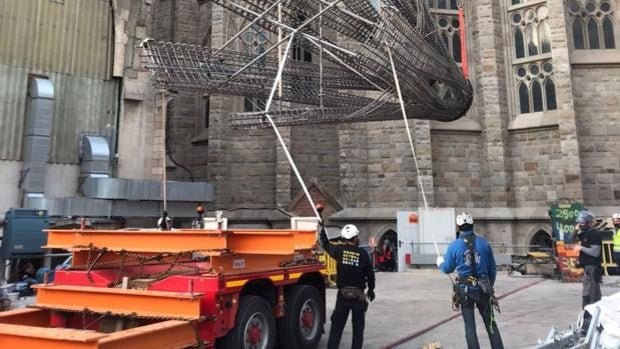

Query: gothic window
[514,29,525,58]
[292,45,312,63]
[539,22,551,53]
[603,17,615,48]
[241,24,270,112]
[544,78,557,110]
[452,34,462,62]
[432,12,462,64]
[514,61,557,115]
[568,1,615,49]
[510,6,551,59]
[428,0,458,10]
[573,18,586,49]
[518,82,530,114]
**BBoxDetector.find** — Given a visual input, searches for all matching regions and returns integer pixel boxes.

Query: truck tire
[277,285,324,349]
[221,295,276,349]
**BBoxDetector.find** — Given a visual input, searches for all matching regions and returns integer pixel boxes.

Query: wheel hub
[248,323,262,344]
[301,306,315,328]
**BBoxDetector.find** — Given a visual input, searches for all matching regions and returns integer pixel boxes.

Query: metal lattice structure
[141,0,473,129]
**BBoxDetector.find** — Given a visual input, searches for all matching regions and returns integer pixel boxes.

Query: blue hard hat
[575,210,594,223]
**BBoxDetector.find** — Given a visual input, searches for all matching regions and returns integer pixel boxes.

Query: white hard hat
[456,212,474,226]
[613,213,620,220]
[341,224,360,239]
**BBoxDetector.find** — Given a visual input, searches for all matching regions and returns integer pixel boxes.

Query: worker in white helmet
[319,223,375,349]
[437,212,504,349]
[613,213,620,274]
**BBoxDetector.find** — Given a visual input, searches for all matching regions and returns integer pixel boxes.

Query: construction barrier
[318,253,337,287]
[602,240,617,276]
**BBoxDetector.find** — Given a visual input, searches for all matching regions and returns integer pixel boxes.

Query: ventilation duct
[22,78,54,202]
[80,135,111,178]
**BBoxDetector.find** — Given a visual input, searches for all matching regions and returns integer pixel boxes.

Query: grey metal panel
[0,64,27,160]
[0,65,119,163]
[81,178,214,202]
[48,73,119,164]
[0,0,114,80]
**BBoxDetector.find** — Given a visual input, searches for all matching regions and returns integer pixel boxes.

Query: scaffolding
[141,0,473,129]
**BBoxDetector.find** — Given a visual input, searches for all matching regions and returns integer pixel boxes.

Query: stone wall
[339,123,369,207]
[290,125,340,199]
[572,67,620,205]
[509,127,564,207]
[431,131,484,207]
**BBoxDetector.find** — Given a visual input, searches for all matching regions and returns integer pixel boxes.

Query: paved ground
[318,270,620,349]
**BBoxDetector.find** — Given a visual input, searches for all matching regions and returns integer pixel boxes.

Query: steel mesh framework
[141,0,473,129]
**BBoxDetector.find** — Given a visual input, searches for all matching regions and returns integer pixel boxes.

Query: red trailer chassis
[0,228,327,349]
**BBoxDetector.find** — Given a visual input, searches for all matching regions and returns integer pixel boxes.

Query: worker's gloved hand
[436,255,445,268]
[367,289,375,302]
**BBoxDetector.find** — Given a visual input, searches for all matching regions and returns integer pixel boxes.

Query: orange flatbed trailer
[0,228,328,349]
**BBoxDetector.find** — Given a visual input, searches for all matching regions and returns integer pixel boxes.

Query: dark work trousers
[460,289,504,349]
[615,252,620,274]
[327,292,368,349]
[582,265,602,308]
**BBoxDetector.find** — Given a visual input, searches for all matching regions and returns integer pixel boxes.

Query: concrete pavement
[318,270,619,349]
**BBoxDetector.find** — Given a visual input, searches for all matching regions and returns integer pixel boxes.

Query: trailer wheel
[222,295,276,349]
[277,285,324,349]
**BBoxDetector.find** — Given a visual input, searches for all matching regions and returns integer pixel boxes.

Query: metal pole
[161,91,167,212]
[319,2,324,109]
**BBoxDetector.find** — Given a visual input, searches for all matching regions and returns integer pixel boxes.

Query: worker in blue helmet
[574,210,602,309]
[437,212,504,349]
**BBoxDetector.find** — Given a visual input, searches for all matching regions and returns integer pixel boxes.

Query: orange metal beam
[226,229,317,253]
[0,308,51,327]
[0,321,200,349]
[45,229,227,253]
[45,229,317,255]
[0,324,106,349]
[34,285,203,320]
[99,320,199,349]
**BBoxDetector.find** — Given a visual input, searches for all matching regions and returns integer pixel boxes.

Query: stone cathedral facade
[142,0,620,247]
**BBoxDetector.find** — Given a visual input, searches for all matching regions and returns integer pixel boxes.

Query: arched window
[437,0,446,9]
[452,34,462,63]
[518,82,530,114]
[544,79,557,111]
[573,18,585,49]
[539,22,551,54]
[526,24,539,56]
[587,18,600,49]
[514,29,525,58]
[450,0,458,10]
[242,24,269,112]
[512,0,522,5]
[532,80,543,112]
[603,16,615,49]
[568,1,615,50]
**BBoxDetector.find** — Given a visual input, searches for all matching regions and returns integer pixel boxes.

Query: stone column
[548,0,583,201]
[471,0,512,207]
